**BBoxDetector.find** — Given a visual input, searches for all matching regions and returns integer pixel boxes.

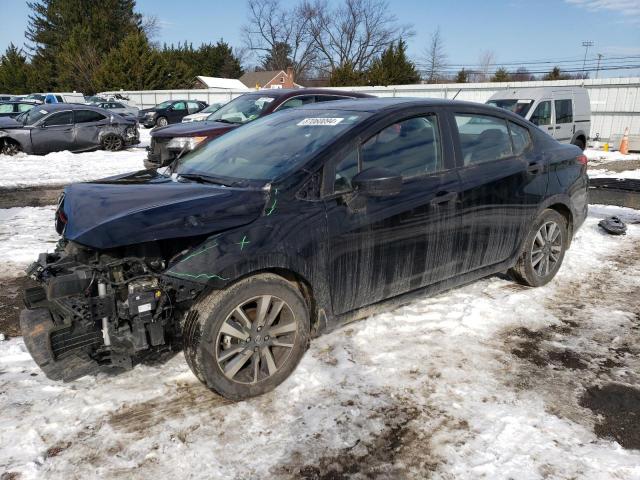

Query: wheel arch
[541,198,575,246]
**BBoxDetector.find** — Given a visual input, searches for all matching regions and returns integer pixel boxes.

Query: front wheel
[509,209,568,287]
[183,273,310,400]
[1,138,22,155]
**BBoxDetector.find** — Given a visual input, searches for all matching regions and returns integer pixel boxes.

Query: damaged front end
[21,240,205,381]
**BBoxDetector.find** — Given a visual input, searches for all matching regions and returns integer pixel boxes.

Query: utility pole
[581,41,594,79]
[595,53,603,79]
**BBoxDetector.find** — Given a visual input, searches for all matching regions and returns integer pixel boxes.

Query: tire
[510,209,568,287]
[572,137,586,151]
[1,138,21,156]
[183,273,310,400]
[102,134,123,151]
[155,116,168,128]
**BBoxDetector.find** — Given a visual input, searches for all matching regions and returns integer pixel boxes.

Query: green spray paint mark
[236,235,250,250]
[180,242,219,263]
[266,199,278,216]
[170,271,229,281]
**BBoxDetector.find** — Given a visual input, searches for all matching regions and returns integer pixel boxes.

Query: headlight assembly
[166,136,207,151]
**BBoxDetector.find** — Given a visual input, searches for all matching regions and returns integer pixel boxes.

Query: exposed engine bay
[20,239,206,381]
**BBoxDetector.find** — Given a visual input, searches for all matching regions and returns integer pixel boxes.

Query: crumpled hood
[0,117,24,129]
[151,121,237,138]
[60,170,266,250]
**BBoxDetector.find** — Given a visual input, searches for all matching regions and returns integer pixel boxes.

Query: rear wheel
[102,134,123,151]
[155,116,168,128]
[510,209,568,287]
[183,273,310,400]
[572,137,586,151]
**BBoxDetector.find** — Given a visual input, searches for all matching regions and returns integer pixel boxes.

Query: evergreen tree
[455,68,469,83]
[491,67,510,82]
[26,0,143,91]
[0,44,31,94]
[261,42,293,71]
[197,41,243,78]
[94,32,171,91]
[329,62,367,87]
[367,39,420,86]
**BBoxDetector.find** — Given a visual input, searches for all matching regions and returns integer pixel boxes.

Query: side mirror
[352,167,402,197]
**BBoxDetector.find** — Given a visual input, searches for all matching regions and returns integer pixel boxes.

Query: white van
[486,86,590,150]
[43,92,86,104]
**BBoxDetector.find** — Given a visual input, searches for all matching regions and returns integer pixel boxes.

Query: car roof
[239,88,374,99]
[38,103,113,112]
[292,97,494,112]
[0,100,38,105]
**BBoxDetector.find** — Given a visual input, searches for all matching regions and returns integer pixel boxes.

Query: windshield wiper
[177,173,233,187]
[213,118,242,125]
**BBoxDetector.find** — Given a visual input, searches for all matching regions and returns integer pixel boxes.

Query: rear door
[451,109,547,273]
[31,110,75,153]
[74,109,109,149]
[552,93,574,143]
[325,109,461,314]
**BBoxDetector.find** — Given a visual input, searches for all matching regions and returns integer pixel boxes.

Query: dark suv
[139,100,207,128]
[144,88,373,169]
[21,98,588,400]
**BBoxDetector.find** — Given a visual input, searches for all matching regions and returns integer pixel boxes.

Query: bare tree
[242,0,317,79]
[422,27,447,83]
[473,50,496,82]
[303,0,413,74]
[141,15,161,41]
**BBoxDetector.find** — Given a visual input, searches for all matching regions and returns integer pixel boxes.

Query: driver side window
[530,101,551,126]
[44,111,73,126]
[173,102,186,111]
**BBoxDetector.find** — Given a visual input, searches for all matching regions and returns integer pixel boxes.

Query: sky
[0,0,639,77]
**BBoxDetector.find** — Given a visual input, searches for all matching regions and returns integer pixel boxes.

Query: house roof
[194,76,249,90]
[239,70,285,88]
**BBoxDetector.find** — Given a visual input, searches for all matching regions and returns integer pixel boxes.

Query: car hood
[151,120,238,138]
[0,117,24,129]
[60,170,266,250]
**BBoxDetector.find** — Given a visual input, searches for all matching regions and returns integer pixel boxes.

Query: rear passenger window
[530,101,551,126]
[44,111,73,126]
[455,114,513,165]
[509,122,532,155]
[554,99,573,124]
[75,110,106,123]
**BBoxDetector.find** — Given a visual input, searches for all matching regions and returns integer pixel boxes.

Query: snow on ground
[0,206,58,278]
[0,127,151,188]
[586,148,640,179]
[1,205,639,479]
[585,148,640,163]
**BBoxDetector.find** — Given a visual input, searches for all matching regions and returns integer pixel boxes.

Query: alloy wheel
[215,295,298,385]
[157,117,168,127]
[531,220,563,277]
[103,135,123,151]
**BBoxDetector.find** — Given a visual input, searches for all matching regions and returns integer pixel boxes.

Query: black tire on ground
[102,134,124,151]
[572,137,586,151]
[155,116,168,128]
[183,273,310,400]
[509,209,569,287]
[1,138,22,155]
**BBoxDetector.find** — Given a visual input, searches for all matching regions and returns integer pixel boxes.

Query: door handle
[547,126,554,130]
[430,191,458,205]
[527,162,544,174]
[555,126,561,129]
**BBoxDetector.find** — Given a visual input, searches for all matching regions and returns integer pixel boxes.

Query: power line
[416,54,640,68]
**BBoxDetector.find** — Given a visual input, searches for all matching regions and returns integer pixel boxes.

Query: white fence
[101,77,640,140]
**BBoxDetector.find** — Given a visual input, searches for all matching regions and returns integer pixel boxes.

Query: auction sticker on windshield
[297,117,344,126]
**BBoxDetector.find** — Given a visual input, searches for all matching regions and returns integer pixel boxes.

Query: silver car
[0,104,139,155]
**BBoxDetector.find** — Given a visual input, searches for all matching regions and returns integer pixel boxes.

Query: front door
[169,101,187,123]
[32,110,75,153]
[452,110,548,273]
[529,99,554,137]
[325,111,461,315]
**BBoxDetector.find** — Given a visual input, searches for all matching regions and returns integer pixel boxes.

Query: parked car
[24,93,45,103]
[20,98,588,399]
[138,100,208,128]
[44,92,86,104]
[0,94,12,101]
[85,95,108,104]
[0,101,37,118]
[486,86,590,150]
[145,88,373,169]
[0,103,139,155]
[181,102,225,123]
[95,101,139,118]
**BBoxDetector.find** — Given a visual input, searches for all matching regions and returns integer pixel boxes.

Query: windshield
[207,95,276,124]
[176,109,368,182]
[201,103,223,114]
[486,99,534,117]
[17,107,49,125]
[156,100,173,109]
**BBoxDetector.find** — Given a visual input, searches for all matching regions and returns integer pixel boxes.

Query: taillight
[577,154,588,165]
